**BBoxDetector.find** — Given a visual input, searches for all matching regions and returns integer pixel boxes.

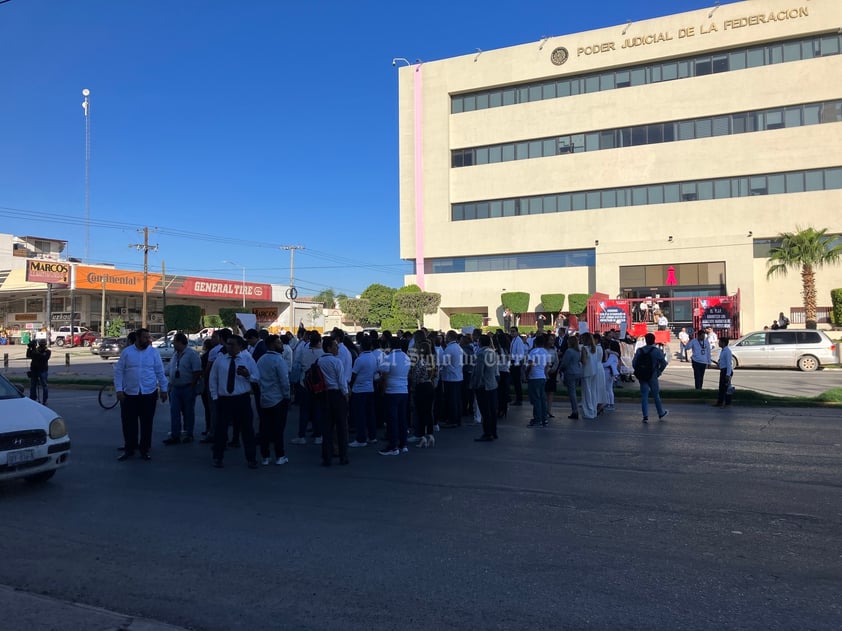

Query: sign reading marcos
[75,266,161,293]
[176,277,272,302]
[26,260,70,286]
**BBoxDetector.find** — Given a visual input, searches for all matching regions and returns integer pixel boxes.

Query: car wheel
[55,338,64,347]
[82,340,90,347]
[24,470,56,484]
[797,355,819,372]
[732,357,739,370]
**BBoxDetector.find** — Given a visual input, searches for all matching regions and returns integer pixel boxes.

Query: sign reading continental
[26,260,70,285]
[75,266,162,292]
[175,277,272,302]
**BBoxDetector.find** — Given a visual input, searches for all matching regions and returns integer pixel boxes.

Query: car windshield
[0,375,24,400]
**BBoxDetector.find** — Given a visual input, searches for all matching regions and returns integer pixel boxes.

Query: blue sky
[0,0,738,297]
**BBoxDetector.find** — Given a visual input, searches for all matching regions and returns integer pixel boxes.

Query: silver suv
[722,329,837,372]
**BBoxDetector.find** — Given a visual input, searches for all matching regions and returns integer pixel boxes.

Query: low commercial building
[0,233,318,342]
[397,0,842,332]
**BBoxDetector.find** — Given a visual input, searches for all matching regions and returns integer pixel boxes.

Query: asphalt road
[1,390,840,630]
[2,344,840,397]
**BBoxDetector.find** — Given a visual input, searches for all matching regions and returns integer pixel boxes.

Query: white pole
[82,89,91,263]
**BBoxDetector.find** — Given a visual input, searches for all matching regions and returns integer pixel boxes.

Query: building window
[451,99,842,169]
[451,33,842,114]
[425,249,596,275]
[451,166,842,222]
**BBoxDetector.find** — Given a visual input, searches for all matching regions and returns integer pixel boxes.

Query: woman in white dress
[579,332,605,420]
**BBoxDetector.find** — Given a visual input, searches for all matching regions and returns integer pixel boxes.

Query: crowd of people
[109,322,735,468]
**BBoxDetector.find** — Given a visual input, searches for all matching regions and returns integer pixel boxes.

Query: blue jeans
[528,378,547,423]
[29,370,48,403]
[350,391,375,442]
[170,384,196,438]
[639,377,665,418]
[385,393,408,450]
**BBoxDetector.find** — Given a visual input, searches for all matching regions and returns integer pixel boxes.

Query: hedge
[450,313,483,329]
[501,292,530,314]
[567,293,589,315]
[831,288,842,326]
[540,293,566,313]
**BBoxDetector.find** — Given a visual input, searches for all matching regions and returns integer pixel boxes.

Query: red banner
[175,277,272,302]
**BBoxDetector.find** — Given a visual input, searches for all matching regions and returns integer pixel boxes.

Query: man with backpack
[632,333,669,424]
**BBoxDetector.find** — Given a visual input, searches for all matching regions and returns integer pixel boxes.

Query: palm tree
[766,226,842,329]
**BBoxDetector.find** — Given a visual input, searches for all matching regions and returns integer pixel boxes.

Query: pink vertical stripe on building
[413,64,425,289]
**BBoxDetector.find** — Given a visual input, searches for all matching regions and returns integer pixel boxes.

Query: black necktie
[227,356,236,393]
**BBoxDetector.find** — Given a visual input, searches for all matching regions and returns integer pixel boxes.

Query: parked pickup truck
[51,326,88,347]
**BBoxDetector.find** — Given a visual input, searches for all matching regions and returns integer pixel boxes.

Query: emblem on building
[550,47,569,66]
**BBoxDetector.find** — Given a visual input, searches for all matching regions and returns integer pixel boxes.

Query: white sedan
[0,375,70,484]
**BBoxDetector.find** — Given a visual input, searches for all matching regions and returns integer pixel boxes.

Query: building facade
[398,0,842,332]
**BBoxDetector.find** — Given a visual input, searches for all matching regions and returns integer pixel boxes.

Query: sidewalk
[0,584,190,631]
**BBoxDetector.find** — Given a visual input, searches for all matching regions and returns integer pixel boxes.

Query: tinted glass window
[768,332,795,345]
[797,332,823,343]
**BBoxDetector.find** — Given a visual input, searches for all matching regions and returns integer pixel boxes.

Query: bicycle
[98,384,119,409]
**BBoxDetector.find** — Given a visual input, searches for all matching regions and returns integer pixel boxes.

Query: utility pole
[280,245,303,332]
[100,275,106,337]
[161,261,167,327]
[129,227,158,328]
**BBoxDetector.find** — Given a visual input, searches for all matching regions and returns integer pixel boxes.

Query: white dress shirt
[209,351,260,400]
[114,344,168,395]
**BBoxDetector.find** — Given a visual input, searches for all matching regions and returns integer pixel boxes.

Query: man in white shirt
[317,337,349,466]
[209,335,260,469]
[713,337,734,408]
[114,328,168,461]
[439,330,464,428]
[349,336,379,447]
[678,327,690,362]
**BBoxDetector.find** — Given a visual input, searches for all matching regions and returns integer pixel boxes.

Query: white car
[152,336,175,362]
[0,375,70,484]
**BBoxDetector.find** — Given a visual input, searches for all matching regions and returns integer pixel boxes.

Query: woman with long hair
[579,332,605,420]
[495,331,511,418]
[409,340,437,448]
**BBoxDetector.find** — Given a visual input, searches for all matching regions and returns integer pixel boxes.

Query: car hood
[0,397,62,432]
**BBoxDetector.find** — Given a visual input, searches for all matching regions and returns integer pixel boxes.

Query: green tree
[106,316,124,337]
[313,288,346,309]
[395,290,442,329]
[766,226,842,329]
[360,283,396,327]
[339,297,370,328]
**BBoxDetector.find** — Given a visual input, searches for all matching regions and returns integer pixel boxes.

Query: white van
[722,329,837,372]
[50,326,88,347]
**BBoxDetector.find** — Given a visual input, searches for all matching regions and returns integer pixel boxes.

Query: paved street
[2,342,840,397]
[2,389,840,630]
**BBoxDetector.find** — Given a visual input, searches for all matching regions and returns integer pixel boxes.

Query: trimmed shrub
[501,292,530,315]
[218,308,239,329]
[164,305,202,333]
[202,314,223,328]
[831,288,842,326]
[540,293,566,313]
[449,313,483,329]
[567,293,589,316]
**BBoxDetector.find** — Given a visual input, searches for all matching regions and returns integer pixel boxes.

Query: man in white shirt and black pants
[209,335,261,469]
[114,328,168,461]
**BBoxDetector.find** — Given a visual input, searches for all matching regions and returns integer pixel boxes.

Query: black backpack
[634,348,654,382]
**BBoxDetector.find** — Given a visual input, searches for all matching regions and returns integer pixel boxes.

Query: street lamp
[223,260,246,308]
